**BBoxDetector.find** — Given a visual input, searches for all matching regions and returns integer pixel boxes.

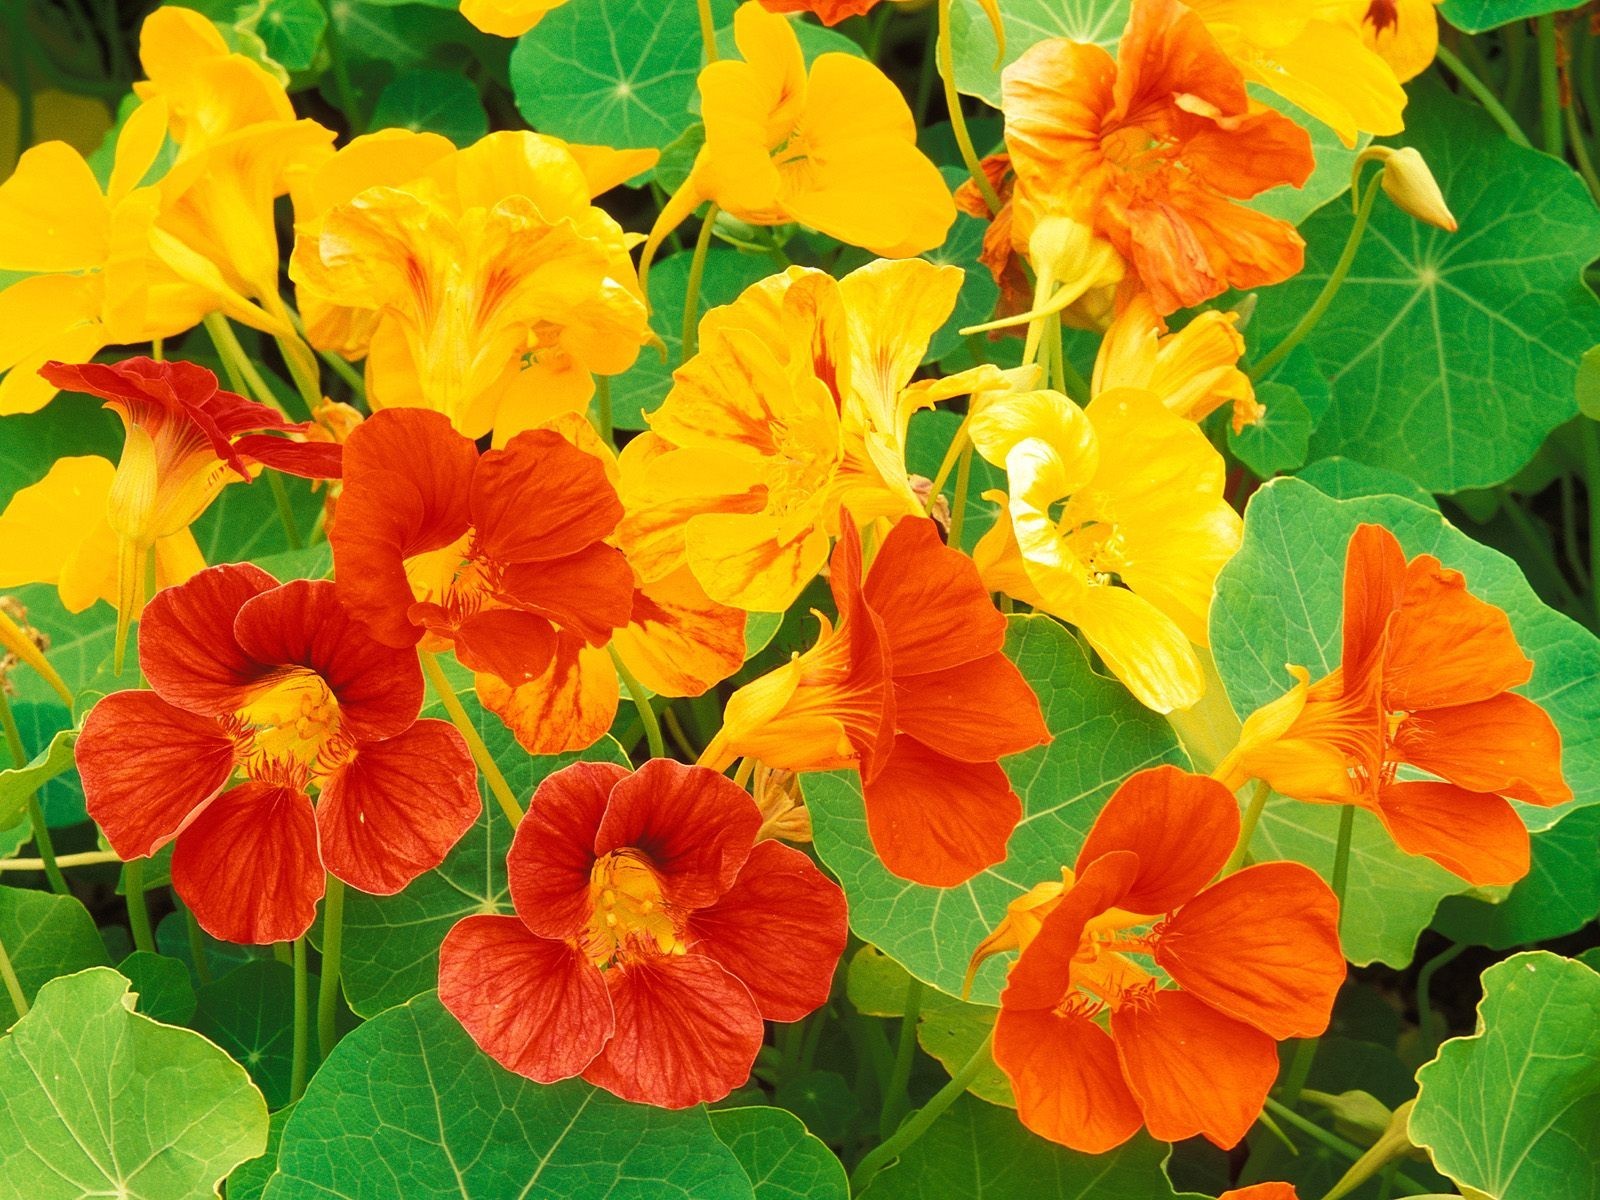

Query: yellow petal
[0,274,106,416]
[685,510,832,613]
[1070,585,1206,714]
[611,567,746,697]
[0,456,115,611]
[0,142,109,272]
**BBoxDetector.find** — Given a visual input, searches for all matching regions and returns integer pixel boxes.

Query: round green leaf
[1410,952,1600,1199]
[709,1107,848,1200]
[118,951,198,1026]
[0,884,110,1025]
[1250,83,1600,492]
[1440,0,1587,33]
[263,992,757,1198]
[193,962,301,1108]
[903,410,1007,555]
[948,0,1127,108]
[1295,456,1438,509]
[1228,381,1314,477]
[371,68,489,147]
[0,966,268,1199]
[1211,478,1600,965]
[806,614,1188,1003]
[228,1102,296,1200]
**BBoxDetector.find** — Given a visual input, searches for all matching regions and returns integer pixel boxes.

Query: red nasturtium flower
[969,766,1343,1153]
[1222,1187,1298,1200]
[439,759,847,1108]
[756,0,881,24]
[74,565,479,943]
[702,516,1050,887]
[1217,524,1570,887]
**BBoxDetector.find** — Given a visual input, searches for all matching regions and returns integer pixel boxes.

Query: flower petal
[1340,523,1408,680]
[863,515,1008,672]
[1394,693,1571,807]
[993,1005,1142,1154]
[139,562,277,715]
[1385,551,1532,708]
[509,760,630,938]
[608,567,747,698]
[472,429,622,564]
[500,544,635,646]
[1374,781,1531,887]
[1002,850,1139,1011]
[477,634,620,756]
[892,652,1050,762]
[447,607,559,686]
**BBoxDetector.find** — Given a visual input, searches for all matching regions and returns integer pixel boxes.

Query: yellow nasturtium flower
[459,0,571,36]
[1358,0,1443,83]
[291,131,653,440]
[969,388,1241,713]
[643,2,955,269]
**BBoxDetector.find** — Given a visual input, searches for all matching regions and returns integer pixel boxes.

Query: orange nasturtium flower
[703,517,1050,886]
[642,3,954,268]
[969,766,1343,1154]
[439,760,847,1108]
[969,388,1240,714]
[618,258,1006,612]
[291,131,652,441]
[458,0,571,36]
[1001,0,1314,316]
[1216,524,1571,887]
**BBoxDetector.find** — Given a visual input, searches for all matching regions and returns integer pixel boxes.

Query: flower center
[583,849,684,967]
[1100,123,1176,177]
[1055,904,1163,1019]
[234,668,348,786]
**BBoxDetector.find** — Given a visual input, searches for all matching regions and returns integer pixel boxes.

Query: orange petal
[863,515,1009,672]
[1340,524,1408,680]
[1002,851,1139,1011]
[892,652,1049,763]
[477,634,620,756]
[1374,781,1531,887]
[1394,693,1571,807]
[993,1005,1142,1154]
[610,568,746,698]
[1384,551,1533,709]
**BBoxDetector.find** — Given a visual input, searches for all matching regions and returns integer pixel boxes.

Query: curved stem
[291,936,310,1101]
[880,978,923,1138]
[1415,939,1467,1060]
[204,313,289,417]
[317,876,345,1061]
[696,0,718,63]
[927,414,972,499]
[680,203,719,365]
[0,929,27,1019]
[1434,44,1530,147]
[937,0,1001,215]
[0,849,124,872]
[0,692,66,895]
[267,473,304,551]
[1222,780,1270,876]
[1536,13,1563,158]
[1331,803,1356,935]
[1582,421,1600,629]
[1252,174,1381,380]
[610,645,666,761]
[851,1028,993,1194]
[123,858,155,955]
[947,441,974,549]
[182,899,211,986]
[419,651,524,827]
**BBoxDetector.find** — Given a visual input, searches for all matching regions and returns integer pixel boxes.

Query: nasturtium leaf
[193,961,301,1108]
[510,0,716,151]
[0,393,120,508]
[1577,348,1600,419]
[263,992,757,1199]
[1296,456,1439,509]
[1212,479,1600,965]
[335,685,627,1017]
[0,967,268,1199]
[371,68,489,147]
[1250,84,1600,493]
[156,910,271,983]
[0,726,76,831]
[0,884,108,1024]
[192,474,324,566]
[1433,804,1600,949]
[860,1094,1191,1199]
[771,1071,858,1145]
[253,0,329,71]
[806,614,1188,1003]
[1439,0,1587,33]
[846,943,918,1017]
[923,168,1001,364]
[709,1107,849,1200]
[182,0,291,84]
[947,0,1128,109]
[1248,88,1367,227]
[119,951,198,1026]
[712,17,865,63]
[904,410,1006,555]
[1229,382,1313,477]
[7,701,83,825]
[229,1102,296,1200]
[1410,952,1600,1199]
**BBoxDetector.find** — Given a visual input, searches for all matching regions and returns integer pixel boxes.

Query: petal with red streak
[76,690,236,858]
[477,634,620,756]
[140,562,276,715]
[1340,523,1407,681]
[171,781,324,944]
[472,429,622,563]
[863,515,1008,672]
[500,544,635,645]
[607,567,746,698]
[1155,863,1343,1040]
[1393,693,1571,807]
[685,840,847,1022]
[580,953,765,1108]
[317,720,480,894]
[993,1005,1142,1154]
[438,914,612,1083]
[1375,781,1531,887]
[825,521,896,781]
[1003,851,1139,1011]
[449,608,559,686]
[233,434,343,480]
[509,760,630,937]
[893,651,1049,763]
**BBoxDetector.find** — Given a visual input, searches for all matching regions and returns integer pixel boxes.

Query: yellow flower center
[234,668,349,786]
[583,849,685,967]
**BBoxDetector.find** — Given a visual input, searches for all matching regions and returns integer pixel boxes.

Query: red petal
[316,720,479,894]
[1112,989,1279,1149]
[438,914,612,1083]
[1220,1187,1299,1200]
[1375,781,1531,887]
[171,781,324,944]
[1003,851,1139,1011]
[1155,863,1343,1040]
[76,691,236,858]
[500,545,636,646]
[685,840,847,1022]
[508,761,630,937]
[893,652,1049,763]
[1385,552,1533,709]
[993,1005,1142,1153]
[232,434,343,480]
[1393,693,1572,806]
[1076,765,1238,915]
[825,521,896,782]
[861,737,1020,887]
[1340,524,1407,680]
[472,430,622,564]
[580,954,765,1108]
[447,608,558,686]
[863,516,1008,673]
[594,760,760,909]
[233,578,424,742]
[140,563,276,715]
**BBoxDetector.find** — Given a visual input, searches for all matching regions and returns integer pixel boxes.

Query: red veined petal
[684,840,848,1022]
[499,544,636,646]
[1340,524,1407,681]
[594,760,761,910]
[471,429,622,564]
[1111,989,1279,1149]
[232,434,343,480]
[233,578,425,742]
[139,562,276,715]
[508,760,630,938]
[1076,765,1238,915]
[824,520,896,782]
[1155,862,1343,1040]
[316,720,479,895]
[579,953,765,1108]
[1002,851,1139,1012]
[892,651,1049,763]
[1393,693,1571,807]
[861,737,1020,887]
[75,690,236,858]
[477,634,620,756]
[863,515,1009,673]
[438,914,612,1083]
[1374,781,1531,887]
[993,1005,1142,1154]
[448,608,559,687]
[1385,552,1533,710]
[171,781,324,944]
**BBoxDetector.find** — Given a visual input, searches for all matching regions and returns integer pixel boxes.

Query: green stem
[1561,473,1590,588]
[123,858,155,955]
[851,1028,994,1194]
[662,707,699,760]
[696,0,718,62]
[318,348,366,395]
[947,441,974,549]
[1278,1033,1320,1109]
[1498,490,1580,610]
[1435,43,1531,147]
[204,313,288,416]
[1222,780,1270,876]
[317,876,344,1061]
[182,900,211,986]
[927,414,971,499]
[880,978,923,1138]
[1537,13,1564,158]
[0,692,67,895]
[291,936,310,1101]
[321,0,361,130]
[610,645,666,761]
[937,0,1001,215]
[1415,939,1467,1060]
[681,203,719,364]
[1563,101,1600,201]
[593,375,613,446]
[1252,175,1381,380]
[273,942,292,966]
[0,928,27,1019]
[1331,803,1355,934]
[419,651,524,826]
[1262,1100,1430,1196]
[0,849,123,872]
[267,473,304,551]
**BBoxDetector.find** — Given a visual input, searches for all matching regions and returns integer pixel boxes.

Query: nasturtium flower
[1000,0,1314,316]
[969,766,1343,1154]
[0,456,203,615]
[439,759,847,1108]
[757,0,880,23]
[1359,0,1442,83]
[75,564,479,944]
[1217,525,1570,887]
[133,6,294,152]
[291,131,650,440]
[970,387,1240,714]
[459,0,571,36]
[1223,1188,1298,1200]
[704,517,1050,886]
[643,2,954,266]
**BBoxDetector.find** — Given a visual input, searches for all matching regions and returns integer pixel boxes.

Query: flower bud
[1355,146,1459,232]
